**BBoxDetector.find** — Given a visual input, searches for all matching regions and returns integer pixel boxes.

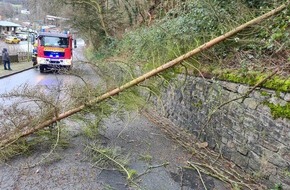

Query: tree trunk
[0,2,288,149]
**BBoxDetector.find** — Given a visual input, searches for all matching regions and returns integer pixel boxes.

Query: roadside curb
[0,66,35,79]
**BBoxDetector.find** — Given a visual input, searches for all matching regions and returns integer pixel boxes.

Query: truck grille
[50,60,61,64]
[44,51,65,57]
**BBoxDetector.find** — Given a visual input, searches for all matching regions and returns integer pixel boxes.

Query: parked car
[17,33,28,41]
[5,36,21,44]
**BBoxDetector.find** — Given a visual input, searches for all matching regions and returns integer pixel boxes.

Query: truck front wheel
[39,65,45,73]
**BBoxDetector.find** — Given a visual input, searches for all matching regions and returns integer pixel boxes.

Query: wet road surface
[0,112,230,190]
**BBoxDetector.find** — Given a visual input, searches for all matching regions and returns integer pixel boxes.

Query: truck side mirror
[74,39,77,48]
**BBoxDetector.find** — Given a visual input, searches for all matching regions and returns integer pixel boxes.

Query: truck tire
[39,65,45,73]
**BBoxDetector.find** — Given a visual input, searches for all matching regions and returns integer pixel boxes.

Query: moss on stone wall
[188,66,290,93]
[214,70,290,92]
[218,70,290,119]
[265,102,290,120]
[187,66,290,119]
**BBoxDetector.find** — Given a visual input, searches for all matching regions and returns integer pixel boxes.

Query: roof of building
[0,21,21,27]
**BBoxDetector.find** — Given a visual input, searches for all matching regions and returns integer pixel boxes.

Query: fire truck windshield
[40,36,69,48]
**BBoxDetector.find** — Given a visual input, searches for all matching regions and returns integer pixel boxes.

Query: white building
[0,21,21,36]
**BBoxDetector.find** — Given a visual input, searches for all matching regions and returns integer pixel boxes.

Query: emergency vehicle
[33,31,76,73]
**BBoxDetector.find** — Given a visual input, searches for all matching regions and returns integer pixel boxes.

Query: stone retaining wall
[0,55,19,62]
[0,52,32,62]
[153,75,290,188]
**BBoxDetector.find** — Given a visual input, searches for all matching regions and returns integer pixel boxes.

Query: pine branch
[0,2,288,148]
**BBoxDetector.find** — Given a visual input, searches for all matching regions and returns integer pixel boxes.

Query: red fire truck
[33,32,76,73]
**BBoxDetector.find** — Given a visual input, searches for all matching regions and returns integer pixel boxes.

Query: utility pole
[27,29,30,61]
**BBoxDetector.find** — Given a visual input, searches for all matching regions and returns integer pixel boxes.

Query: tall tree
[0,3,16,19]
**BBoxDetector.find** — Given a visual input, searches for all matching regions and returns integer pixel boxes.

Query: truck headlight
[63,59,72,65]
[37,57,47,64]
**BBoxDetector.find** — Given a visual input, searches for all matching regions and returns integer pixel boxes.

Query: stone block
[196,83,204,91]
[221,115,234,128]
[237,85,250,95]
[248,151,261,171]
[249,143,263,156]
[221,146,233,160]
[266,152,288,168]
[221,137,228,144]
[245,131,259,144]
[269,96,287,106]
[279,147,290,162]
[284,93,290,102]
[232,131,246,144]
[252,90,270,100]
[206,136,217,149]
[231,151,249,169]
[228,93,241,102]
[269,130,282,142]
[259,138,280,153]
[260,162,277,177]
[243,98,259,110]
[237,145,249,156]
[226,140,235,148]
[224,82,239,92]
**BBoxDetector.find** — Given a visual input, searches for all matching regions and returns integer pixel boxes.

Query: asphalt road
[0,38,95,107]
[0,39,231,190]
[0,111,231,190]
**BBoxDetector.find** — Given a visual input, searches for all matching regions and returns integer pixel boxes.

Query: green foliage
[0,126,70,162]
[117,0,238,64]
[128,169,138,179]
[85,143,136,180]
[86,144,127,167]
[259,7,290,51]
[112,89,147,111]
[243,0,275,8]
[283,168,290,177]
[139,153,153,163]
[86,0,289,122]
[263,77,290,92]
[0,139,31,162]
[209,1,288,60]
[79,0,288,70]
[260,91,271,97]
[218,70,290,92]
[265,102,290,120]
[82,118,103,139]
[104,0,258,88]
[76,102,114,139]
[270,183,283,190]
[34,127,70,149]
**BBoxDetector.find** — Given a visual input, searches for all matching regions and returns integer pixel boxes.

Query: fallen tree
[0,2,288,149]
